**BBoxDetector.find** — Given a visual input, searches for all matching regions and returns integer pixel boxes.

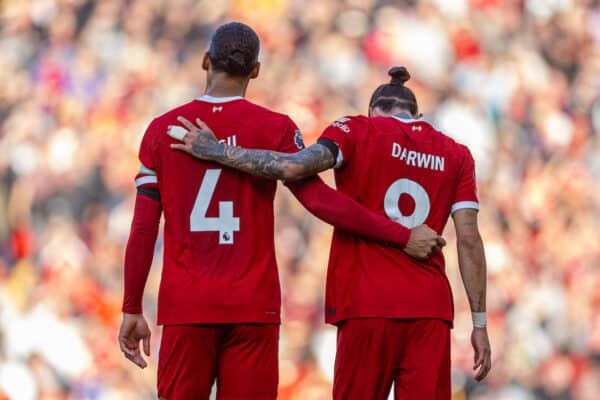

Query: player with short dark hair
[118,22,443,400]
[171,66,491,399]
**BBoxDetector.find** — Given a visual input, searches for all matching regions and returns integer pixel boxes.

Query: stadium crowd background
[1,0,600,399]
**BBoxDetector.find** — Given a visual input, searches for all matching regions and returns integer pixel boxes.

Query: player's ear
[370,107,384,117]
[249,62,260,80]
[202,53,211,71]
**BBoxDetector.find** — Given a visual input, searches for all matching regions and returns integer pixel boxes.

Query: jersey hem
[157,310,281,326]
[326,311,453,326]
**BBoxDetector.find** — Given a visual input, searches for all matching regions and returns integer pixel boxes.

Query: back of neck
[205,73,249,98]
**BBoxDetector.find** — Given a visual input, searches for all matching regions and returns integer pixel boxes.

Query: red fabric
[319,115,479,324]
[122,194,161,314]
[287,176,410,247]
[333,318,451,400]
[157,324,279,400]
[135,98,297,324]
[126,97,416,325]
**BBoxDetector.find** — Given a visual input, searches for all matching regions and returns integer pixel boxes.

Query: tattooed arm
[452,208,491,381]
[453,208,486,313]
[205,142,334,181]
[169,116,335,181]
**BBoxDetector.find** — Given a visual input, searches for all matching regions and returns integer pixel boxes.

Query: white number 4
[190,169,240,244]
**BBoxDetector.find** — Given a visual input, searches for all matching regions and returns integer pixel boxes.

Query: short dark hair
[208,22,260,77]
[369,67,419,116]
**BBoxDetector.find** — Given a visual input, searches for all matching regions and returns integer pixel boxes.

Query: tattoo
[206,143,336,181]
[454,209,487,313]
[466,288,486,313]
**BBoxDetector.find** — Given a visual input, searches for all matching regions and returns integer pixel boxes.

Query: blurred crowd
[1,0,600,399]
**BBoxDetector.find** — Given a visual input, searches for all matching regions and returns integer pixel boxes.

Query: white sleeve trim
[451,201,479,213]
[135,176,158,187]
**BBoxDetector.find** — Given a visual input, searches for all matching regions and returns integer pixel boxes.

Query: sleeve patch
[294,129,305,149]
[331,120,351,133]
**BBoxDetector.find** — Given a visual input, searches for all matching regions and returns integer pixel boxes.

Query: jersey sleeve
[287,176,410,247]
[135,120,159,192]
[317,116,363,168]
[451,146,479,213]
[275,116,305,154]
[123,120,162,314]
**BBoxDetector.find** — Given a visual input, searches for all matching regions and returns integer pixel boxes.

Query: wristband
[472,312,487,328]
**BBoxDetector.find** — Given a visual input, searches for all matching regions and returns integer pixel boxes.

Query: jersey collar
[392,112,425,123]
[196,94,244,103]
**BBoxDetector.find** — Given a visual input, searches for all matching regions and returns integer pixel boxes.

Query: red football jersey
[136,95,303,325]
[319,115,479,324]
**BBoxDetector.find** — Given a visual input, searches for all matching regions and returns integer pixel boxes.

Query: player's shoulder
[328,114,369,133]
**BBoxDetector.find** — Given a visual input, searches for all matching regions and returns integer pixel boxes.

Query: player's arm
[452,145,491,381]
[287,175,444,257]
[169,116,444,258]
[169,116,333,181]
[119,129,161,370]
[119,186,160,369]
[453,208,491,381]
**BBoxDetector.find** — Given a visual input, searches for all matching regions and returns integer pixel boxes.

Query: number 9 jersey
[136,96,303,325]
[318,115,479,325]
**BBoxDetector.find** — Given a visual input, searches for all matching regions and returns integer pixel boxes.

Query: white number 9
[384,178,430,228]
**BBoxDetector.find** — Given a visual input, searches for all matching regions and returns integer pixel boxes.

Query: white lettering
[389,142,445,172]
[219,135,237,146]
[417,153,431,169]
[399,148,407,161]
[435,156,444,171]
[392,143,402,158]
[332,121,350,133]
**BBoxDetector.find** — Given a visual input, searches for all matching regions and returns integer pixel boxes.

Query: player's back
[319,115,478,324]
[137,95,300,325]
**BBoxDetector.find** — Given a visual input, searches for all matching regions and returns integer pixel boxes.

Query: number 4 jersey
[319,115,479,325]
[135,95,303,325]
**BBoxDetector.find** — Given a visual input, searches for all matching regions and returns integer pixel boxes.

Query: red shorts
[333,318,451,400]
[157,324,279,400]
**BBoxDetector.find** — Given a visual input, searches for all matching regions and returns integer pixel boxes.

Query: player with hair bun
[173,66,491,399]
[119,22,443,400]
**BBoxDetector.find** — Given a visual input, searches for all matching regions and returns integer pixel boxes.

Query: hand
[168,116,220,160]
[471,327,491,381]
[118,313,151,369]
[403,224,446,260]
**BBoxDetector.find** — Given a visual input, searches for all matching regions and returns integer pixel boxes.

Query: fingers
[119,337,148,369]
[473,349,483,370]
[118,335,137,356]
[177,116,196,131]
[143,334,151,357]
[474,353,491,381]
[195,118,210,131]
[436,236,446,247]
[124,350,148,369]
[167,125,188,142]
[473,347,491,381]
[170,143,188,151]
